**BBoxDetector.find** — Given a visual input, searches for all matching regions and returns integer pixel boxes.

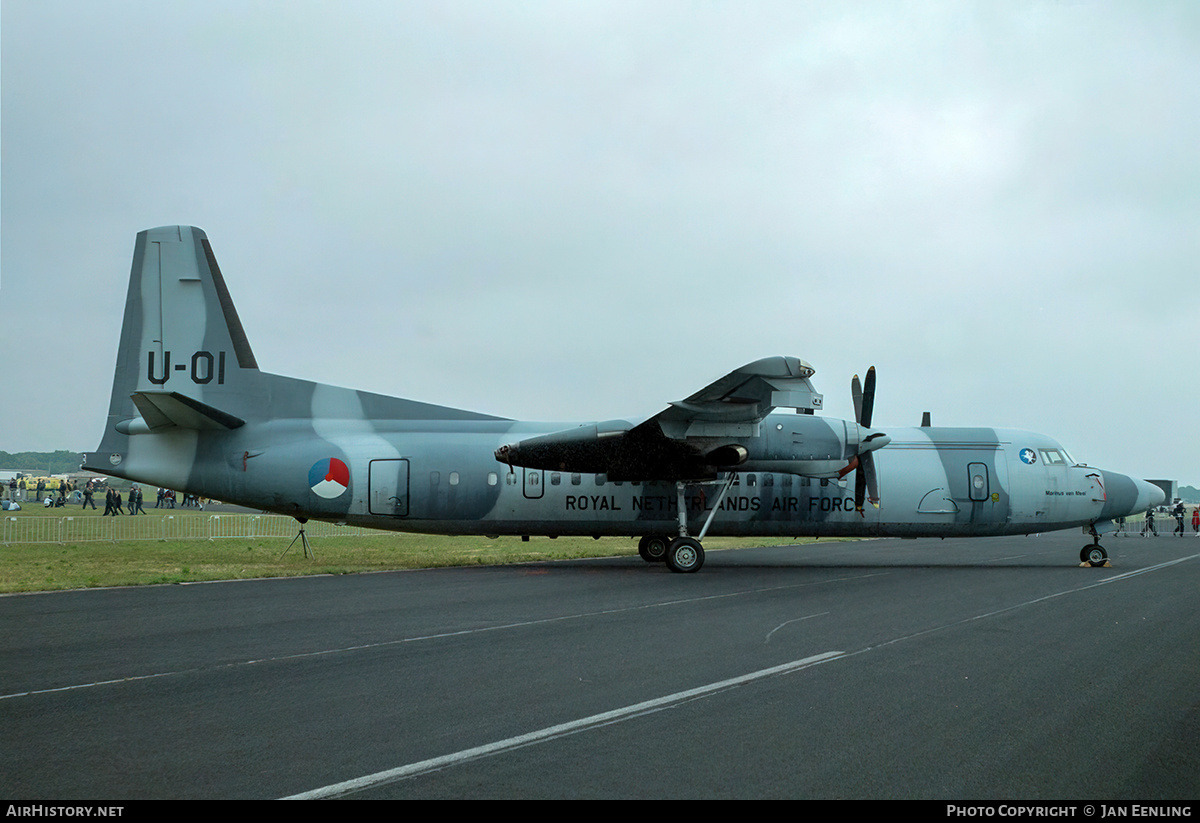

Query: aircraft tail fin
[84,226,262,478]
[106,225,260,416]
[84,225,507,482]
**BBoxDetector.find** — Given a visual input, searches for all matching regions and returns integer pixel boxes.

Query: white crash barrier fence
[2,515,377,545]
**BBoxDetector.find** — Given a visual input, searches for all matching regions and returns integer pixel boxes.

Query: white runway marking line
[283,552,1200,798]
[0,572,879,702]
[853,552,1200,654]
[765,612,829,644]
[280,650,846,800]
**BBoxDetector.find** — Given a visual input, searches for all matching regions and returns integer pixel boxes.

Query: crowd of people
[98,485,209,515]
[1133,500,1199,536]
[3,477,208,512]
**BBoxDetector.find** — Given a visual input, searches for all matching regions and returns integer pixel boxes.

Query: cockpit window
[1039,449,1067,466]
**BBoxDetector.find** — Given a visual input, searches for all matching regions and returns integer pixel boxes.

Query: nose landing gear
[1080,544,1108,566]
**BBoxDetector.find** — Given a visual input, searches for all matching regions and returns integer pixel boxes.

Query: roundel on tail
[309,458,350,499]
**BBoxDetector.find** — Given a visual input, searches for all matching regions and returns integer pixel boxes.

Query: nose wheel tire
[1081,545,1108,567]
[665,537,705,573]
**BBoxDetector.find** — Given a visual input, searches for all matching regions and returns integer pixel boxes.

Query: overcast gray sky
[2,0,1197,485]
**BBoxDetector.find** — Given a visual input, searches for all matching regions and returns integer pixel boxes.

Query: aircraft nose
[1097,471,1165,520]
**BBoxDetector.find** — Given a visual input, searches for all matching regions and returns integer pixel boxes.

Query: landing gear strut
[637,476,738,573]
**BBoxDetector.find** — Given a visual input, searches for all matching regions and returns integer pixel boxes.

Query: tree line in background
[0,451,84,476]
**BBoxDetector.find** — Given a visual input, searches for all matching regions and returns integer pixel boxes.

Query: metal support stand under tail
[281,517,316,560]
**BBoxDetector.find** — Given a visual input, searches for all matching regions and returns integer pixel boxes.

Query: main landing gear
[636,475,738,573]
[638,534,704,573]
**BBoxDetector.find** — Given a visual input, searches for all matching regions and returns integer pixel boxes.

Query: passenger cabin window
[488,472,498,486]
[551,472,561,485]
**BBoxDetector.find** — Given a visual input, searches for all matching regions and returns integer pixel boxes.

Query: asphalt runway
[2,531,1198,800]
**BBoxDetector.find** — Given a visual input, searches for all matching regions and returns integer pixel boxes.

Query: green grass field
[0,503,839,592]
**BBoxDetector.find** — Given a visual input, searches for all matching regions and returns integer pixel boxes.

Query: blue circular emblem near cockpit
[1019,448,1037,465]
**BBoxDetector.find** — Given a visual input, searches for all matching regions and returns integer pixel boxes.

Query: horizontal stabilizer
[116,391,246,434]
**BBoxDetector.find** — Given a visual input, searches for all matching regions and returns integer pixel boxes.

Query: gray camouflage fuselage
[83,227,1163,551]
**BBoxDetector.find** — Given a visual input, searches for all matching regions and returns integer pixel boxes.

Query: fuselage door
[523,468,544,500]
[369,458,409,516]
[967,463,990,503]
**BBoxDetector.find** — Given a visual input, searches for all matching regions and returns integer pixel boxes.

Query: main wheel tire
[665,537,705,573]
[638,535,669,563]
[1081,545,1108,566]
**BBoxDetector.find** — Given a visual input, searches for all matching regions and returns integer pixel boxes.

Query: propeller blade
[854,460,867,513]
[849,366,881,514]
[863,451,880,508]
[853,452,881,514]
[860,366,876,428]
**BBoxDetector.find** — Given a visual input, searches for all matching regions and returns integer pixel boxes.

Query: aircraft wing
[495,356,823,481]
[650,355,822,437]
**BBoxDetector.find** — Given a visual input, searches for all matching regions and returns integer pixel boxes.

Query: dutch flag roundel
[309,457,350,499]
